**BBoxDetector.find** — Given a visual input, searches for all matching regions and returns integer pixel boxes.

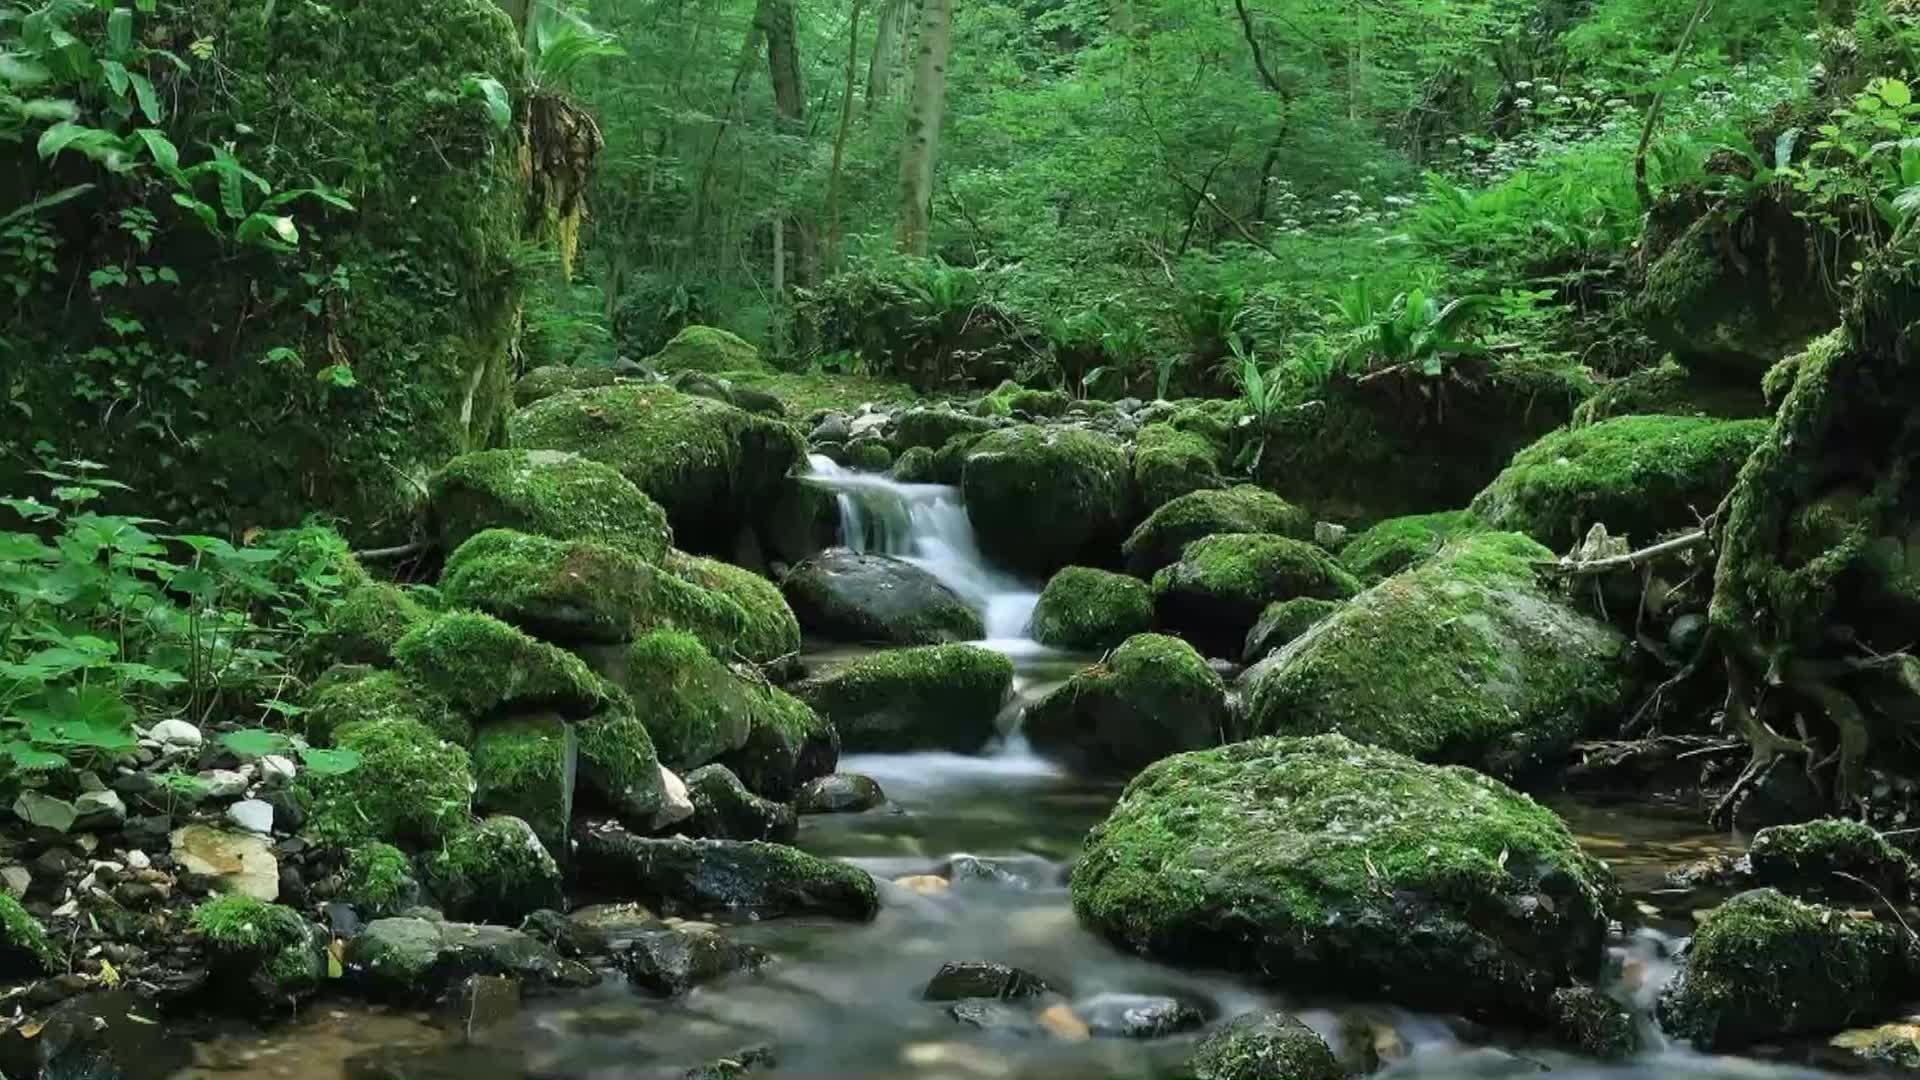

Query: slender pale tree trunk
[867,0,904,110]
[761,0,818,291]
[826,0,864,270]
[895,0,952,256]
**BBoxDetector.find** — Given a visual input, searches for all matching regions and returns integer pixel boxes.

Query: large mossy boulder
[1133,423,1224,511]
[1239,532,1630,780]
[793,645,1013,753]
[1071,735,1616,1021]
[664,550,802,663]
[303,582,430,671]
[513,365,625,408]
[510,385,806,554]
[302,666,469,749]
[440,530,656,644]
[1122,486,1309,577]
[1573,359,1768,425]
[1468,415,1770,551]
[429,449,672,560]
[471,714,577,856]
[1029,566,1153,650]
[1186,1012,1342,1080]
[298,718,474,847]
[780,549,983,645]
[345,917,593,1002]
[574,707,667,824]
[0,0,528,541]
[1242,597,1343,664]
[393,611,609,720]
[1152,534,1360,658]
[1658,889,1911,1051]
[1338,510,1476,582]
[645,326,769,375]
[893,407,999,452]
[574,823,879,921]
[589,630,756,770]
[423,815,566,924]
[1747,819,1918,903]
[1025,634,1227,775]
[962,426,1131,574]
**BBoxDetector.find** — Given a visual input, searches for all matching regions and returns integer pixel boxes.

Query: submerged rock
[345,917,598,1002]
[623,924,769,996]
[1121,485,1311,577]
[1079,993,1205,1039]
[1658,888,1910,1051]
[922,961,1052,1001]
[1187,1011,1341,1080]
[780,549,984,645]
[795,774,886,814]
[684,765,798,843]
[1025,634,1227,775]
[1152,533,1360,658]
[962,425,1131,574]
[1070,735,1616,1022]
[1239,532,1630,780]
[794,645,1013,754]
[1028,567,1153,651]
[574,822,879,921]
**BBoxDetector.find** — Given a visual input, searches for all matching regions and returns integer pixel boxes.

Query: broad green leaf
[0,54,54,88]
[460,74,511,132]
[0,742,71,772]
[222,728,289,758]
[20,97,78,121]
[134,128,177,172]
[127,72,159,123]
[299,747,363,776]
[107,8,132,58]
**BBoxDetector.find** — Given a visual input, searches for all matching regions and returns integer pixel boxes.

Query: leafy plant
[1330,285,1494,376]
[220,727,361,777]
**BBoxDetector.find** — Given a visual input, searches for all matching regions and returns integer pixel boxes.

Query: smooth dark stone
[923,961,1051,1002]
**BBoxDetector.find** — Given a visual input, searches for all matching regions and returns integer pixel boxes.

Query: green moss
[929,433,982,485]
[891,445,939,482]
[342,843,421,918]
[1122,486,1310,577]
[303,665,469,748]
[298,716,474,847]
[646,325,769,374]
[1469,415,1770,550]
[1748,818,1917,901]
[0,0,526,542]
[1133,423,1224,510]
[1241,532,1630,779]
[509,384,806,552]
[191,895,308,956]
[961,425,1131,574]
[1152,533,1359,656]
[1242,597,1343,663]
[306,583,429,670]
[1658,889,1909,1050]
[664,550,801,663]
[612,630,757,768]
[723,685,839,801]
[472,713,575,854]
[1187,1012,1342,1080]
[1551,985,1637,1060]
[425,815,565,923]
[514,366,624,408]
[893,407,998,451]
[573,706,664,819]
[846,440,894,471]
[976,381,1070,418]
[441,529,656,644]
[1071,735,1616,1018]
[1573,359,1767,425]
[393,611,609,718]
[1339,510,1477,582]
[1030,566,1154,650]
[0,893,58,975]
[716,370,924,416]
[795,645,1014,753]
[430,449,673,560]
[1025,633,1227,775]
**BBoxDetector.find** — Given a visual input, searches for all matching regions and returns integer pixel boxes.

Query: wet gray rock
[0,990,191,1080]
[446,974,521,1040]
[1188,1011,1341,1080]
[941,854,1054,890]
[1081,993,1205,1038]
[922,961,1051,1001]
[684,1044,776,1080]
[794,774,885,814]
[623,924,769,996]
[71,790,126,831]
[344,917,599,1002]
[148,719,203,749]
[684,765,798,843]
[13,793,76,833]
[946,1000,1040,1036]
[574,822,880,921]
[780,549,984,645]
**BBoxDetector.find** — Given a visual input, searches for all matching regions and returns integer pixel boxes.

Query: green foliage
[190,894,307,956]
[0,464,348,775]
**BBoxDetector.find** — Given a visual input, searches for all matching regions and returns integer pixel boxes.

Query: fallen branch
[1536,527,1710,578]
[354,541,430,563]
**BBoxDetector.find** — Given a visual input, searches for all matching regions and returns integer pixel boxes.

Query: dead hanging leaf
[327,939,345,979]
[18,1020,43,1039]
[97,958,120,989]
[1498,848,1511,869]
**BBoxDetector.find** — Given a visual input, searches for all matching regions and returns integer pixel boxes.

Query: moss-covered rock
[1025,634,1227,775]
[341,843,422,919]
[429,449,672,561]
[1186,1011,1342,1080]
[393,611,609,719]
[1657,889,1910,1051]
[890,445,940,482]
[344,916,594,1002]
[684,764,798,843]
[1133,423,1225,511]
[0,0,528,542]
[514,366,625,408]
[298,716,474,847]
[573,707,667,825]
[1122,486,1310,577]
[1029,567,1153,650]
[1552,984,1637,1060]
[591,631,756,769]
[441,530,657,644]
[302,665,469,747]
[1338,510,1476,582]
[0,893,57,978]
[846,440,894,471]
[720,685,839,801]
[794,645,1013,753]
[782,550,984,646]
[305,583,429,671]
[929,433,981,485]
[662,550,802,663]
[574,823,880,921]
[425,816,566,924]
[510,384,805,554]
[893,407,998,452]
[646,326,769,375]
[1071,735,1616,1021]
[1152,534,1360,658]
[1748,819,1918,903]
[191,894,322,1005]
[1242,597,1343,664]
[1573,360,1768,425]
[962,426,1131,574]
[1239,532,1631,780]
[977,381,1071,419]
[472,714,577,856]
[1469,415,1770,550]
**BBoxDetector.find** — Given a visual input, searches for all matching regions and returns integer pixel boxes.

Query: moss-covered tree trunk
[1707,254,1920,823]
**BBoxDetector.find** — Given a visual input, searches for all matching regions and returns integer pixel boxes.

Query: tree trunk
[895,0,952,256]
[692,13,768,238]
[826,0,864,270]
[867,0,904,110]
[761,0,818,290]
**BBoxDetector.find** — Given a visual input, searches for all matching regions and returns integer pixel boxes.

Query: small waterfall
[804,455,1041,644]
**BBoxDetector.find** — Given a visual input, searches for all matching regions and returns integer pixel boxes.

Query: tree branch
[1635,0,1715,208]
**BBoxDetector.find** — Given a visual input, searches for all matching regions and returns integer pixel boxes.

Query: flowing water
[176,466,1869,1080]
